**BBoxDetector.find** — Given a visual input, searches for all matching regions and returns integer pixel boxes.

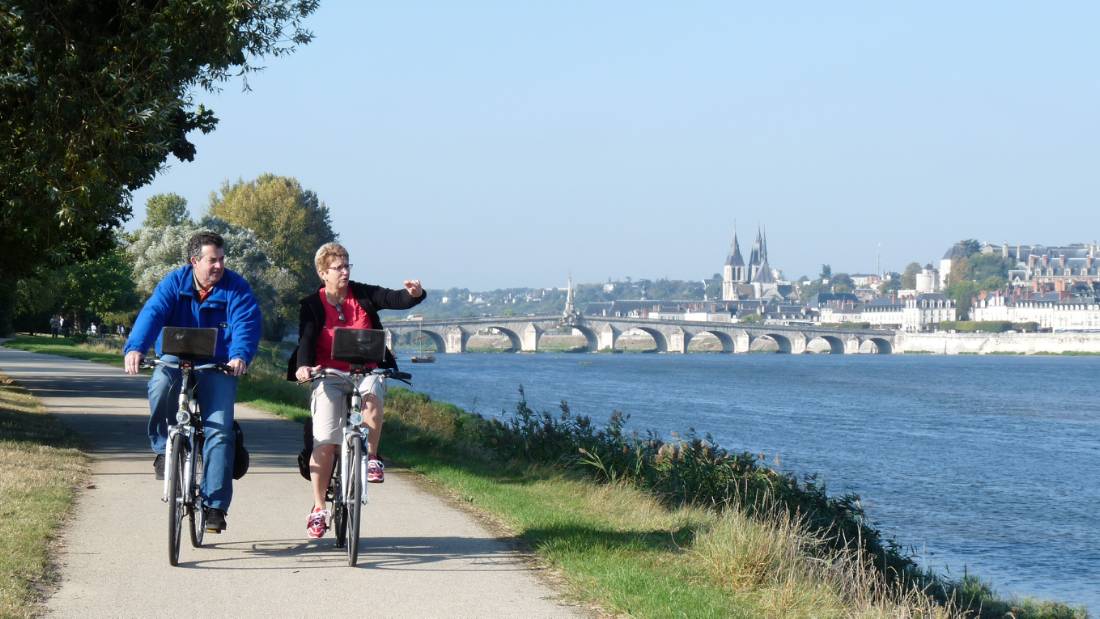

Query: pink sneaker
[306,507,329,539]
[367,458,384,483]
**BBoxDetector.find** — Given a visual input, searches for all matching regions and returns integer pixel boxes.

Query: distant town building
[850,274,881,288]
[998,243,1100,292]
[816,293,955,332]
[971,290,1100,331]
[941,241,1100,292]
[914,265,940,293]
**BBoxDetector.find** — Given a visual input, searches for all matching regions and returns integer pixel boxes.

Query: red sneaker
[306,507,329,539]
[367,458,385,483]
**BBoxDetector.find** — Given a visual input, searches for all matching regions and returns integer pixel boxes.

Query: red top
[314,289,377,371]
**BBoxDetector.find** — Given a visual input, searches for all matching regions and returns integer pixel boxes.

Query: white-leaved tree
[125,216,296,340]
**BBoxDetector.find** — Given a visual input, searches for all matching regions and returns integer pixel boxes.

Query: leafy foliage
[208,174,337,333]
[946,253,1014,318]
[143,193,192,228]
[900,262,922,289]
[0,0,318,331]
[13,242,138,333]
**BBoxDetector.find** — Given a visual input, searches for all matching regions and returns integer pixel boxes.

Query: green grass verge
[0,373,88,618]
[4,336,123,366]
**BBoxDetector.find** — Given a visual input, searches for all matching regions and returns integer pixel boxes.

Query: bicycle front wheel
[331,458,347,549]
[188,434,205,547]
[346,436,363,566]
[167,433,185,566]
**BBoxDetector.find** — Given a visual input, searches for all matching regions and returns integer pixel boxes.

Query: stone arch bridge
[385,315,895,355]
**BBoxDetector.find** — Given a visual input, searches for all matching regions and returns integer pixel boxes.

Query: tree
[960,239,981,256]
[900,262,922,289]
[967,254,1012,285]
[946,280,980,320]
[208,174,336,333]
[830,273,854,294]
[144,194,192,228]
[820,264,832,280]
[0,1,318,333]
[14,241,139,333]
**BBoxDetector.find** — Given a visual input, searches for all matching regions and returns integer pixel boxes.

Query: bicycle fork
[341,393,370,506]
[162,410,196,503]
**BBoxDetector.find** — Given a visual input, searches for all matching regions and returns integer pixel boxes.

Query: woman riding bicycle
[286,242,425,539]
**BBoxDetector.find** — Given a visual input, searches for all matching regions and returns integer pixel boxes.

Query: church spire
[725,225,744,267]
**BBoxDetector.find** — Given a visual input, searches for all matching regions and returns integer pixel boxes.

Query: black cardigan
[285,282,426,380]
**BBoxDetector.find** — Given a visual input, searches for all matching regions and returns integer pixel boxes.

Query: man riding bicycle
[286,242,424,539]
[124,231,262,533]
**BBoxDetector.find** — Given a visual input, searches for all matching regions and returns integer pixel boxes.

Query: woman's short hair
[314,242,349,273]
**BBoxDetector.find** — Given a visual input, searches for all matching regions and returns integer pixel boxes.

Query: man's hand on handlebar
[124,351,144,375]
[227,358,248,377]
[296,365,322,383]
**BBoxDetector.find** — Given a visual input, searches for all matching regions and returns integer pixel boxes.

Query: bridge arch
[751,333,793,354]
[860,337,893,354]
[472,326,523,352]
[686,330,735,353]
[417,329,447,354]
[617,327,668,352]
[571,325,599,352]
[806,335,845,354]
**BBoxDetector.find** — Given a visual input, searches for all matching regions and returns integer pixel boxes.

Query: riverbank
[2,336,1087,618]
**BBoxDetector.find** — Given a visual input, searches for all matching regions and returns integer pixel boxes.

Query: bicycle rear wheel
[167,433,185,566]
[346,436,363,566]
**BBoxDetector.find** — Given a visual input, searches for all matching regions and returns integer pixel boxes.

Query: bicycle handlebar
[140,358,233,374]
[298,367,412,386]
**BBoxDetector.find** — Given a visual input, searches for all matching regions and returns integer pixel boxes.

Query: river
[397,352,1100,612]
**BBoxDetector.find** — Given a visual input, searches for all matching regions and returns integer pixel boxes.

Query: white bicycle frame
[324,370,377,507]
[159,362,217,503]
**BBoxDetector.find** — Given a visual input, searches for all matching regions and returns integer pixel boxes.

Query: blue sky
[130,2,1100,290]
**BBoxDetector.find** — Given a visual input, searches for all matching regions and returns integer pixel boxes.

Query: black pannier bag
[297,418,313,480]
[232,420,249,480]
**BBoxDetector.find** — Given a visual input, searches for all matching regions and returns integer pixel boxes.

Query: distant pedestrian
[117,324,126,337]
[49,315,60,338]
[59,316,66,337]
[90,323,98,337]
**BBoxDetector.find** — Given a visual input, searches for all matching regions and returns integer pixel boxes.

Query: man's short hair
[314,242,349,273]
[188,232,225,261]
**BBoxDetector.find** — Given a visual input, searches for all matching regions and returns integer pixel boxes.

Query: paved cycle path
[0,347,582,618]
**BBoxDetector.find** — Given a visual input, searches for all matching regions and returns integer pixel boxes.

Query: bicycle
[143,327,230,566]
[298,328,410,566]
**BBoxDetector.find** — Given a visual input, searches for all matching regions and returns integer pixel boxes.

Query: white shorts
[310,374,386,447]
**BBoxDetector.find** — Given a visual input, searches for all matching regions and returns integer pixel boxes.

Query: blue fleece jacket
[124,265,263,364]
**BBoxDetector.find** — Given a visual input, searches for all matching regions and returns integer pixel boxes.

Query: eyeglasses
[328,263,353,273]
[335,306,346,322]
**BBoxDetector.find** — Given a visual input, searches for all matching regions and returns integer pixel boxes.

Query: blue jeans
[147,356,238,512]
